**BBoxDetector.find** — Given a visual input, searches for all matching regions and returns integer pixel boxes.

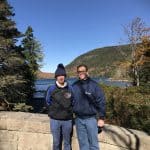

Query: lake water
[33,78,131,98]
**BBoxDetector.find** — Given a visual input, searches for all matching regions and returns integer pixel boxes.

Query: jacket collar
[78,77,91,84]
[56,81,68,88]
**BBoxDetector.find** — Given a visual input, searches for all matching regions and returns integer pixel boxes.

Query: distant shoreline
[36,77,131,82]
[108,78,131,82]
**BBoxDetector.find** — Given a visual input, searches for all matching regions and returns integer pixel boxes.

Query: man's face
[56,75,65,84]
[77,66,88,80]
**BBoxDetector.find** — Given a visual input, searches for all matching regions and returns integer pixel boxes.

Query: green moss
[13,103,33,112]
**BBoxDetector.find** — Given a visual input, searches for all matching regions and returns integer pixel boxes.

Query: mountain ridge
[66,44,132,79]
[36,71,54,79]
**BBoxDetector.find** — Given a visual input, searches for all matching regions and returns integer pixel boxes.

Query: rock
[0,111,149,150]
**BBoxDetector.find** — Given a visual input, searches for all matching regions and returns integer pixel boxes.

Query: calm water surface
[34,78,131,98]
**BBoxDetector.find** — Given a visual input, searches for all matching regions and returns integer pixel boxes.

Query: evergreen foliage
[0,0,27,103]
[0,0,43,105]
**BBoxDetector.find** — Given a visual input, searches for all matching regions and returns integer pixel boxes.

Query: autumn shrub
[100,84,150,134]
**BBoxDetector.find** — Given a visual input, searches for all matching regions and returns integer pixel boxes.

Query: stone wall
[0,112,149,150]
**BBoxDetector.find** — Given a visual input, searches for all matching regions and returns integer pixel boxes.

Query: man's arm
[94,84,106,127]
[45,85,55,106]
[69,85,75,106]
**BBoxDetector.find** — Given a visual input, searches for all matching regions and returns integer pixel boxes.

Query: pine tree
[21,26,43,106]
[22,26,43,79]
[0,0,29,104]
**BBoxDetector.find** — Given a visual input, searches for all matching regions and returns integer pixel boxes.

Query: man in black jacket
[46,64,73,150]
[72,64,106,150]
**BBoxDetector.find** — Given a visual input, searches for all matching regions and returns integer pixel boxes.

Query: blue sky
[8,0,150,73]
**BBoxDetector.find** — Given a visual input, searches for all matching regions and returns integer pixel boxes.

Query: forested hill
[66,44,132,79]
[37,71,54,79]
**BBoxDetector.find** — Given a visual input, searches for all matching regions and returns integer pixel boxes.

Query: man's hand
[97,119,104,127]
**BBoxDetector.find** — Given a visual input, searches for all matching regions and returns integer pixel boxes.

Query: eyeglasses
[77,70,87,74]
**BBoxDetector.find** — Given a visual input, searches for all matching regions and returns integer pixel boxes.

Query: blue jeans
[75,117,99,150]
[50,119,72,150]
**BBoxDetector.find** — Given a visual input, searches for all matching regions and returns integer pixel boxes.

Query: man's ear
[86,72,89,77]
